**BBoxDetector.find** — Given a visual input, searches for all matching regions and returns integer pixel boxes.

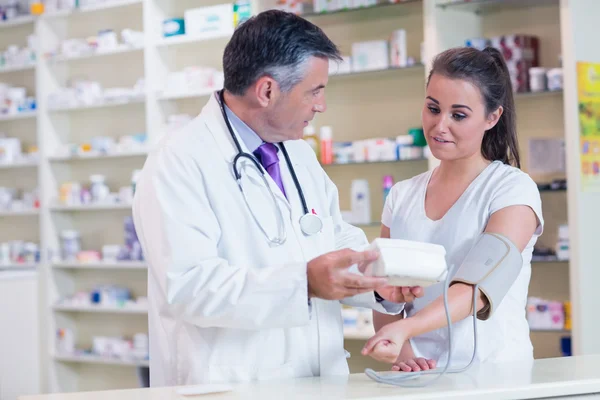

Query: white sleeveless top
[382,160,544,366]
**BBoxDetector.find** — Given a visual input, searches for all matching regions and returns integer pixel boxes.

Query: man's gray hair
[223,10,341,96]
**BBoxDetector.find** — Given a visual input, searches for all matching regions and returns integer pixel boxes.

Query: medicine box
[184,4,234,39]
[163,18,185,38]
[352,40,389,72]
[366,238,448,287]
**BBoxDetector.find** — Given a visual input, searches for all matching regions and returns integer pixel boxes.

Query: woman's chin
[428,148,456,162]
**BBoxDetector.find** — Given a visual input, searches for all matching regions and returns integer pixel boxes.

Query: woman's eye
[452,113,466,121]
[427,106,440,114]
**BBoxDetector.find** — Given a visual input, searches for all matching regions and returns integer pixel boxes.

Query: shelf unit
[52,261,147,270]
[53,304,148,314]
[0,0,589,395]
[31,0,149,394]
[0,14,41,399]
[54,353,149,368]
[0,111,37,121]
[0,262,39,271]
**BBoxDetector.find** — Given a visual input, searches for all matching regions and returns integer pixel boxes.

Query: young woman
[361,46,544,372]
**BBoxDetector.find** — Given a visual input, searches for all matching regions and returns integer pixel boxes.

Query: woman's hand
[393,357,436,372]
[361,319,410,363]
[376,286,424,303]
[362,320,436,371]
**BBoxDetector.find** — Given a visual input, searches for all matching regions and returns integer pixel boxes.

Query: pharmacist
[133,10,421,387]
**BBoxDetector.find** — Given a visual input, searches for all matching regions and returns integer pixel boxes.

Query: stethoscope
[218,90,323,246]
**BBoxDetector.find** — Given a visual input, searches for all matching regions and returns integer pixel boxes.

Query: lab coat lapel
[202,93,292,212]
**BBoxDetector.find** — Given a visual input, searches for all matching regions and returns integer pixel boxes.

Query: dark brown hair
[427,46,520,168]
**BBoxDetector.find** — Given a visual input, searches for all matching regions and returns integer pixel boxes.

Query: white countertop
[21,355,600,400]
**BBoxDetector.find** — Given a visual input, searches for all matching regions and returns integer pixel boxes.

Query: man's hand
[376,286,424,303]
[307,249,388,300]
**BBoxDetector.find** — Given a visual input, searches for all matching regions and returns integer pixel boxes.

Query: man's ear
[254,76,280,108]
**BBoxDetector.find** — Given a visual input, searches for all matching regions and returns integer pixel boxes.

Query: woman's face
[422,73,502,162]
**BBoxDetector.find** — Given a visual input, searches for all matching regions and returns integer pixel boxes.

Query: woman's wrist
[400,315,423,339]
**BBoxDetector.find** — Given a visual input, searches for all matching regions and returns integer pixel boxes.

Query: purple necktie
[253,143,287,199]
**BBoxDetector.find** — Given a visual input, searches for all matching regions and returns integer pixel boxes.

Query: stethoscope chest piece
[299,213,323,236]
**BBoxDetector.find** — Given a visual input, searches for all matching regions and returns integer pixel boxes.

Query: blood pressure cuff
[451,233,523,321]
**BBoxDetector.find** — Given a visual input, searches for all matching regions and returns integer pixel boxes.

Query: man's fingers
[427,359,436,369]
[337,249,379,269]
[344,274,387,290]
[411,286,424,298]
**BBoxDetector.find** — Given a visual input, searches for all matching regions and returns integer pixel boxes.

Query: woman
[361,46,544,372]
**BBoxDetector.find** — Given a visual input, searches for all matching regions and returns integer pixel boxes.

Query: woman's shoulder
[486,161,539,191]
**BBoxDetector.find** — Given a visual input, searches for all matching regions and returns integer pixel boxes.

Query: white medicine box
[352,40,389,72]
[184,4,234,40]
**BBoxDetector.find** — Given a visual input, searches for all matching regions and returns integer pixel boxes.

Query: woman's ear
[485,106,504,131]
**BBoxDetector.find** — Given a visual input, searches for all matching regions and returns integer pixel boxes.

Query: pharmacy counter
[21,355,600,400]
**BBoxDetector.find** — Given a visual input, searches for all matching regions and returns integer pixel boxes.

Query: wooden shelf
[52,261,146,270]
[54,353,149,367]
[330,64,425,81]
[53,304,148,314]
[301,0,421,18]
[323,157,427,167]
[437,0,558,15]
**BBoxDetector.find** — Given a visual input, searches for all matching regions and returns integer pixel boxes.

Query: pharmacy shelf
[54,353,149,367]
[344,329,374,340]
[515,89,563,99]
[0,209,40,216]
[48,98,145,113]
[53,304,148,314]
[301,0,421,18]
[49,150,148,162]
[47,46,144,64]
[532,256,569,263]
[330,64,424,81]
[52,261,146,270]
[42,0,143,18]
[0,111,37,122]
[436,0,558,14]
[356,223,380,228]
[530,329,571,334]
[50,203,132,211]
[0,160,38,169]
[0,64,36,74]
[0,15,35,29]
[158,88,215,101]
[156,32,231,48]
[323,157,427,167]
[538,187,567,192]
[0,262,38,271]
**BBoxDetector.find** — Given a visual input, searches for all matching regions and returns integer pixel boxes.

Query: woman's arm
[363,205,539,361]
[404,205,538,337]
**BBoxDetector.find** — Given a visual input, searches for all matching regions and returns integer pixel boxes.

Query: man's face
[263,57,329,142]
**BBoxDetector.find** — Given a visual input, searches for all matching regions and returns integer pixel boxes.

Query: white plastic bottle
[351,179,371,224]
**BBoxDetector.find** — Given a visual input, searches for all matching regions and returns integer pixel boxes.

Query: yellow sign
[577,62,600,192]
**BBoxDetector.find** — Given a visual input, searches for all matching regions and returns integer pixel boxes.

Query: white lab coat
[132,94,396,387]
